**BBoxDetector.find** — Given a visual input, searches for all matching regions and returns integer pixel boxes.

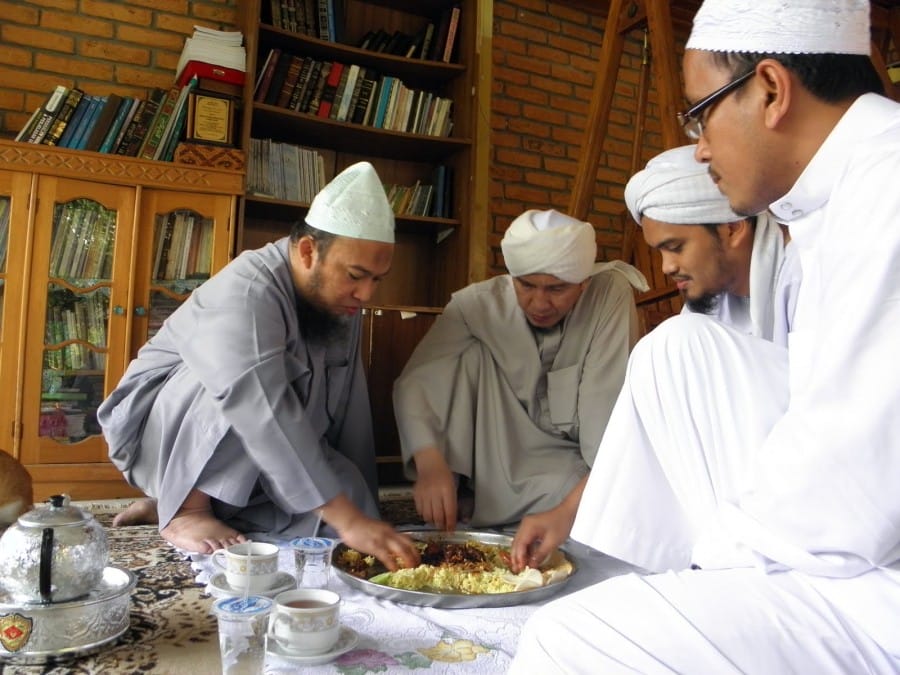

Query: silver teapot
[0,494,109,603]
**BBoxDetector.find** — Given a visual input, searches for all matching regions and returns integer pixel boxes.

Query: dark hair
[710,52,884,101]
[289,220,338,258]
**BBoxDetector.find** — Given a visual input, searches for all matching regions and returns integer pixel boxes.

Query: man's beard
[685,291,721,315]
[295,283,350,343]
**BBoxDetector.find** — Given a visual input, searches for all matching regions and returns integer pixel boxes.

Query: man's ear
[297,236,317,269]
[724,219,754,249]
[756,58,792,130]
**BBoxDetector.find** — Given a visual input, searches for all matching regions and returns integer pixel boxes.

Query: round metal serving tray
[332,529,576,608]
[0,565,136,665]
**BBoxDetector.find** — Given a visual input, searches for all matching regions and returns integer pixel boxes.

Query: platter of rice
[332,529,576,608]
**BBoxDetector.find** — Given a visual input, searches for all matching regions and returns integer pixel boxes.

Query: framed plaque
[186,91,234,146]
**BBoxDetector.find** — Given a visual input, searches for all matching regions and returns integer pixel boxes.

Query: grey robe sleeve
[576,272,641,465]
[393,297,477,459]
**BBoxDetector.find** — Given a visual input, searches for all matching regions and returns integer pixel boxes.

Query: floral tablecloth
[194,533,639,674]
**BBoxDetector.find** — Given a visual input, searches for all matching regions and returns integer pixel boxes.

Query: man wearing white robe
[511,1,900,672]
[98,162,419,570]
[393,209,647,530]
[626,144,801,346]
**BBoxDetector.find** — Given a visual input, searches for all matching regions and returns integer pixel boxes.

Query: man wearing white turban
[513,1,900,673]
[626,144,801,345]
[393,209,647,530]
[98,162,420,572]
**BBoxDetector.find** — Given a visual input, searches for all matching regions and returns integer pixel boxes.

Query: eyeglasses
[677,69,756,140]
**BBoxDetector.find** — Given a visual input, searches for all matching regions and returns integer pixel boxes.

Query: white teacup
[269,588,341,655]
[212,541,280,593]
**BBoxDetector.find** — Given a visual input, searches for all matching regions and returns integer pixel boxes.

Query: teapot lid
[18,494,91,528]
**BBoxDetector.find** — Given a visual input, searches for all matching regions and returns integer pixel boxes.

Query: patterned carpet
[0,496,421,673]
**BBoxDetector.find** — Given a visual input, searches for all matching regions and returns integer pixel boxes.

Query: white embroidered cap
[305,161,395,243]
[625,145,744,226]
[686,0,871,55]
[501,209,597,283]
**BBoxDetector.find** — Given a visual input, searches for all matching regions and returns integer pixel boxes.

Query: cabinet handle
[113,306,125,315]
[373,309,383,316]
[134,306,147,316]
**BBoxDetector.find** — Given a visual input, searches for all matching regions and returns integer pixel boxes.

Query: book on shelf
[297,59,324,112]
[138,86,180,160]
[69,96,102,150]
[117,88,166,157]
[254,48,281,101]
[316,61,344,118]
[264,52,294,106]
[442,5,462,63]
[288,57,315,110]
[372,76,396,129]
[175,26,245,86]
[24,85,69,144]
[429,9,453,61]
[83,94,124,152]
[15,108,41,143]
[43,88,85,147]
[109,98,145,153]
[338,65,364,122]
[328,62,352,120]
[316,0,330,40]
[177,60,246,89]
[276,55,305,108]
[305,61,332,116]
[350,69,378,124]
[418,22,436,61]
[98,97,136,153]
[157,77,197,161]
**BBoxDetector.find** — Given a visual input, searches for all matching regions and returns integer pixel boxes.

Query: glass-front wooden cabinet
[0,138,241,499]
[0,170,33,456]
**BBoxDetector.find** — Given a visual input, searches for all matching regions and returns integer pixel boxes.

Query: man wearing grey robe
[98,162,419,569]
[393,209,647,530]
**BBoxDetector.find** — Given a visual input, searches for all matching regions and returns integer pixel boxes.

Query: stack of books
[175,26,246,85]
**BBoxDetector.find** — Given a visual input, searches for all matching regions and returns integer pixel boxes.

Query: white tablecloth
[194,533,640,674]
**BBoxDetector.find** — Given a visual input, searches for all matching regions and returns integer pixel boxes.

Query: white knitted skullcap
[305,161,395,243]
[625,145,744,226]
[686,0,871,55]
[501,209,596,283]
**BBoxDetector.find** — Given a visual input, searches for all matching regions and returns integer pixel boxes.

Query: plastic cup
[291,537,336,589]
[212,595,274,675]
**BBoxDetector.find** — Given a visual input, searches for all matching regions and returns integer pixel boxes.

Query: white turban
[625,145,743,226]
[687,0,870,56]
[305,161,395,243]
[501,209,597,283]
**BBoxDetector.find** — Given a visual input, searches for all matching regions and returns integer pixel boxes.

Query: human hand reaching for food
[318,493,420,571]
[411,447,458,531]
[510,475,586,572]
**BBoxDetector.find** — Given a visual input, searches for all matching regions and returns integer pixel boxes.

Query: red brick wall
[489,0,673,275]
[0,0,237,137]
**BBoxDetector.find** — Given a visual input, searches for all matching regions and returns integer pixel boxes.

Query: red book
[177,60,246,88]
[316,62,344,119]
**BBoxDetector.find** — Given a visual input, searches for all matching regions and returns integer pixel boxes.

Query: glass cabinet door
[130,190,233,357]
[0,170,33,454]
[21,177,135,465]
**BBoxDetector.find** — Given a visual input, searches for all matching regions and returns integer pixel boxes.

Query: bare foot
[160,509,246,554]
[112,498,159,527]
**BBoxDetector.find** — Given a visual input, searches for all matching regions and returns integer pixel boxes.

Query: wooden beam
[568,0,630,220]
[645,0,683,148]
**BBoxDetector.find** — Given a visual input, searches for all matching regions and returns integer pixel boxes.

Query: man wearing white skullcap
[626,144,801,345]
[99,162,420,572]
[513,1,900,673]
[393,209,647,530]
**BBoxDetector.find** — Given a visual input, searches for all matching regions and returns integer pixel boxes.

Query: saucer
[267,625,359,665]
[207,571,296,598]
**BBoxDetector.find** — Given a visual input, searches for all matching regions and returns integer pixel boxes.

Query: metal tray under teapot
[0,565,136,665]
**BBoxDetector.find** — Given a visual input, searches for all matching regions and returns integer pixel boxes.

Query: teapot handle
[40,527,54,603]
